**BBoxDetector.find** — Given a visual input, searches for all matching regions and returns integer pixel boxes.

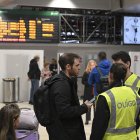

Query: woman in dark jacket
[82,60,96,124]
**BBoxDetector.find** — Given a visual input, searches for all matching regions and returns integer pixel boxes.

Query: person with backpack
[36,53,92,140]
[90,63,140,140]
[88,51,111,96]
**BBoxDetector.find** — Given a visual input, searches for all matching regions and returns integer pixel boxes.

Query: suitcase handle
[20,108,31,110]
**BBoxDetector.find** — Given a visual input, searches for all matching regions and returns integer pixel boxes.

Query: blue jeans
[30,79,39,103]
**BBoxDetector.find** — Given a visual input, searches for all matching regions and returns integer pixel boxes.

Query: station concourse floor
[0,101,140,140]
[0,101,92,140]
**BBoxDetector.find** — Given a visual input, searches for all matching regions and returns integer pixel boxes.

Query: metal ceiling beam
[85,20,104,42]
[61,15,82,42]
[0,0,15,7]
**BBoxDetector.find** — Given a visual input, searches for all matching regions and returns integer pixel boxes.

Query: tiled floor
[0,102,139,140]
[0,102,93,140]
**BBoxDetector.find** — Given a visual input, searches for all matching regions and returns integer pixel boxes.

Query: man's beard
[69,68,77,77]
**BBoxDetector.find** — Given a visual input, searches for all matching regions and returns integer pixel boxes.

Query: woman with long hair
[82,60,97,124]
[0,103,20,140]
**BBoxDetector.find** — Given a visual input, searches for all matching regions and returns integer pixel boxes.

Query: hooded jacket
[88,59,111,96]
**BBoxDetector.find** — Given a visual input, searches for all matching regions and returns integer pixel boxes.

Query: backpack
[33,75,62,127]
[96,66,109,94]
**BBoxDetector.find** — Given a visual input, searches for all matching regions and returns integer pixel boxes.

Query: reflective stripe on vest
[106,90,116,129]
[133,90,140,122]
[107,126,136,134]
[106,89,140,134]
[126,76,140,91]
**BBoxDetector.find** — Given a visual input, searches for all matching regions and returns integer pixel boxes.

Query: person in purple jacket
[88,51,111,97]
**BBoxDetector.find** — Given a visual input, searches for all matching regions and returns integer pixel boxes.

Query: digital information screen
[0,10,60,43]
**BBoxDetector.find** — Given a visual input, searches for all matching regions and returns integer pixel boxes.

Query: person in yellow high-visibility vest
[90,63,140,140]
[112,51,140,95]
[112,51,140,132]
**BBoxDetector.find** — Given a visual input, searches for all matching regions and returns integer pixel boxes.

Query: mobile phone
[89,97,96,103]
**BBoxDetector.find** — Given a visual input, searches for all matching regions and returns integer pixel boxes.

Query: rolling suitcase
[16,108,39,140]
[17,108,39,130]
[16,130,39,140]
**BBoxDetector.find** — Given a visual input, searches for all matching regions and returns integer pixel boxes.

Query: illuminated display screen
[0,10,60,43]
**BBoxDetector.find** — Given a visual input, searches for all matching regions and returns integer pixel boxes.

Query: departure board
[0,10,60,43]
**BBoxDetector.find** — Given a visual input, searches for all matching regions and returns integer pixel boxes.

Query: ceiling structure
[0,0,16,8]
[0,0,110,10]
[111,0,140,13]
[0,0,140,13]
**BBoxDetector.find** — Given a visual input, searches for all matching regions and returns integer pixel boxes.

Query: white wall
[2,44,140,98]
[111,0,120,11]
[129,52,140,77]
[123,0,140,12]
[16,0,110,10]
[123,0,140,8]
[0,50,44,102]
[111,0,140,12]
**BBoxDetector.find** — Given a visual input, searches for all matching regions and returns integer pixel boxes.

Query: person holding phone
[46,53,93,140]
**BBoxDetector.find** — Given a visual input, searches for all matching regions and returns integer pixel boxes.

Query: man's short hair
[59,53,80,71]
[98,52,106,61]
[112,51,131,66]
[110,63,127,82]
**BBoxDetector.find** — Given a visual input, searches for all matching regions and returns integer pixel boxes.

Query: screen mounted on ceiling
[123,16,140,45]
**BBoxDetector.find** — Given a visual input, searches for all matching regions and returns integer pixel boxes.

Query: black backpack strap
[96,66,103,77]
[44,74,64,86]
